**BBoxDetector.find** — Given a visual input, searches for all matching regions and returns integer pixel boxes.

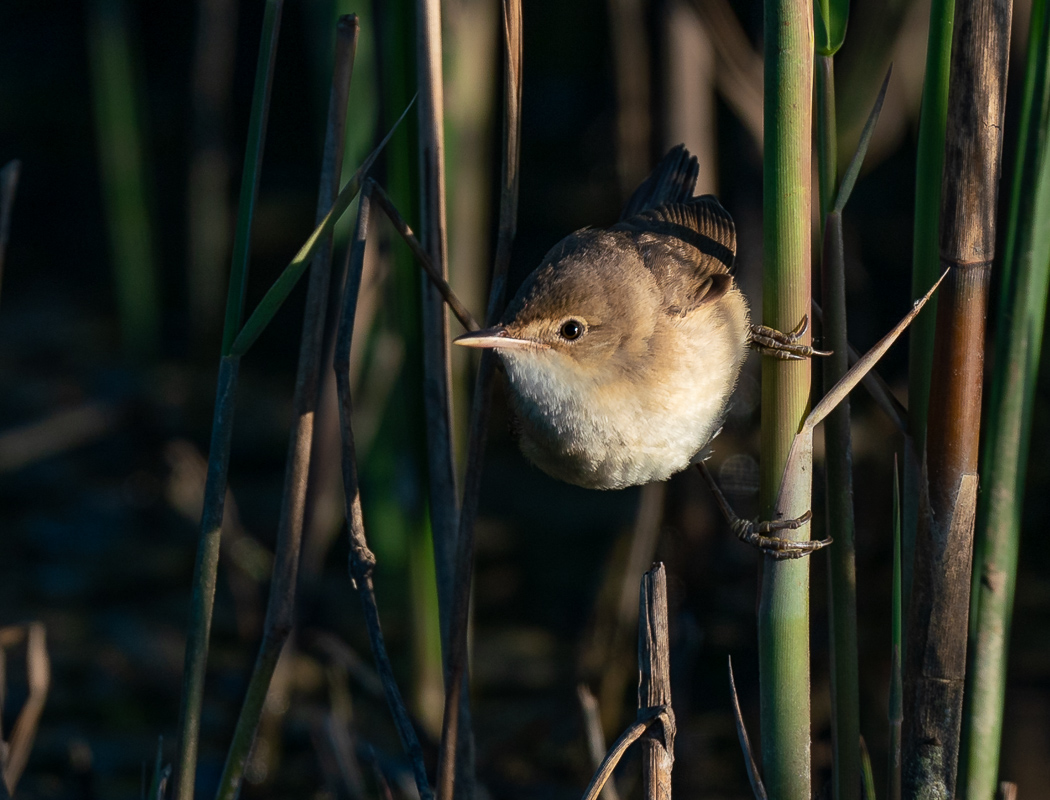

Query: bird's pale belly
[503,340,741,489]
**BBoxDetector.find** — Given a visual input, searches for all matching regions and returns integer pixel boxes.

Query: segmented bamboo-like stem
[758,0,814,794]
[963,0,1050,795]
[903,0,1012,792]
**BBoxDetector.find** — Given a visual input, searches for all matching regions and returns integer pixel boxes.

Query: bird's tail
[619,144,699,220]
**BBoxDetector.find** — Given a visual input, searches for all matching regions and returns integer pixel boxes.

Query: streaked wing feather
[613,196,738,315]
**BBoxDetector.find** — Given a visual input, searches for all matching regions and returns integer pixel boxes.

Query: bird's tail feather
[619,144,699,220]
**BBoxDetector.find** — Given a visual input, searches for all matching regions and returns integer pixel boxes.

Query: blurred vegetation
[1,1,1049,798]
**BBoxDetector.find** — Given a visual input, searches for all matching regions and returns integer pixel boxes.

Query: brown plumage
[455,146,750,489]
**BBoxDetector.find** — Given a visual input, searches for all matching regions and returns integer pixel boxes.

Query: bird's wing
[619,144,699,220]
[613,196,737,315]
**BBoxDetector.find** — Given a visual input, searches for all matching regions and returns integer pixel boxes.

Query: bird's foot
[696,462,831,560]
[729,511,831,560]
[750,316,831,360]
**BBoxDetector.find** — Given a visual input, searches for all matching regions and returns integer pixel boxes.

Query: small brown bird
[455,146,816,490]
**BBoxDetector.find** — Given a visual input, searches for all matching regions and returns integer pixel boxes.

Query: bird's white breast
[500,301,748,489]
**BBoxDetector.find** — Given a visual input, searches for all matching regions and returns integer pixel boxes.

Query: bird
[454,145,819,491]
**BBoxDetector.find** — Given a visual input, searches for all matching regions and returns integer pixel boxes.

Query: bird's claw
[696,462,832,560]
[731,510,832,559]
[750,316,832,360]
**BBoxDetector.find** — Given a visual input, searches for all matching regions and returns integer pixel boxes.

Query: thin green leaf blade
[861,737,877,800]
[229,96,415,357]
[833,66,891,214]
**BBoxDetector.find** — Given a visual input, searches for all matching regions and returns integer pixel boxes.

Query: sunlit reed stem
[758,0,814,795]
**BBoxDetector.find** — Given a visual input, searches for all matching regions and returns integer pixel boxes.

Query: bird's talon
[733,510,830,560]
[749,317,831,360]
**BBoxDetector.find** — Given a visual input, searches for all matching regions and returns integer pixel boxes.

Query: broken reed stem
[581,564,673,800]
[638,564,674,800]
[335,185,435,800]
[758,0,813,794]
[213,20,356,799]
[0,159,21,304]
[173,4,282,798]
[902,0,1012,792]
[435,3,522,799]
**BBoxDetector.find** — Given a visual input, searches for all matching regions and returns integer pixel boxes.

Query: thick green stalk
[172,4,282,798]
[759,0,814,796]
[964,1,1050,796]
[904,0,955,599]
[818,55,861,800]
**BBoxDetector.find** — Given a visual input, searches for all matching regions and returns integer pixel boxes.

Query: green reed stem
[172,4,283,798]
[903,0,955,601]
[759,0,814,795]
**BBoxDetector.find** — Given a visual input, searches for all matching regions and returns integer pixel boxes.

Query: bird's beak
[453,326,545,350]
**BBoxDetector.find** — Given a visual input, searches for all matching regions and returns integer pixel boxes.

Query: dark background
[1,0,1048,798]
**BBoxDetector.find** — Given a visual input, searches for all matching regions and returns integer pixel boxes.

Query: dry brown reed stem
[336,185,434,800]
[638,565,674,799]
[436,2,523,798]
[214,19,358,798]
[0,159,21,302]
[416,0,459,646]
[581,564,674,800]
[0,623,49,795]
[902,0,1012,793]
[369,183,480,332]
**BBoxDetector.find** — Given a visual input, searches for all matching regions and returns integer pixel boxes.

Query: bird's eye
[559,319,584,340]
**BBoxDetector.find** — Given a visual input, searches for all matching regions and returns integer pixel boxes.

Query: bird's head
[453,230,660,387]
